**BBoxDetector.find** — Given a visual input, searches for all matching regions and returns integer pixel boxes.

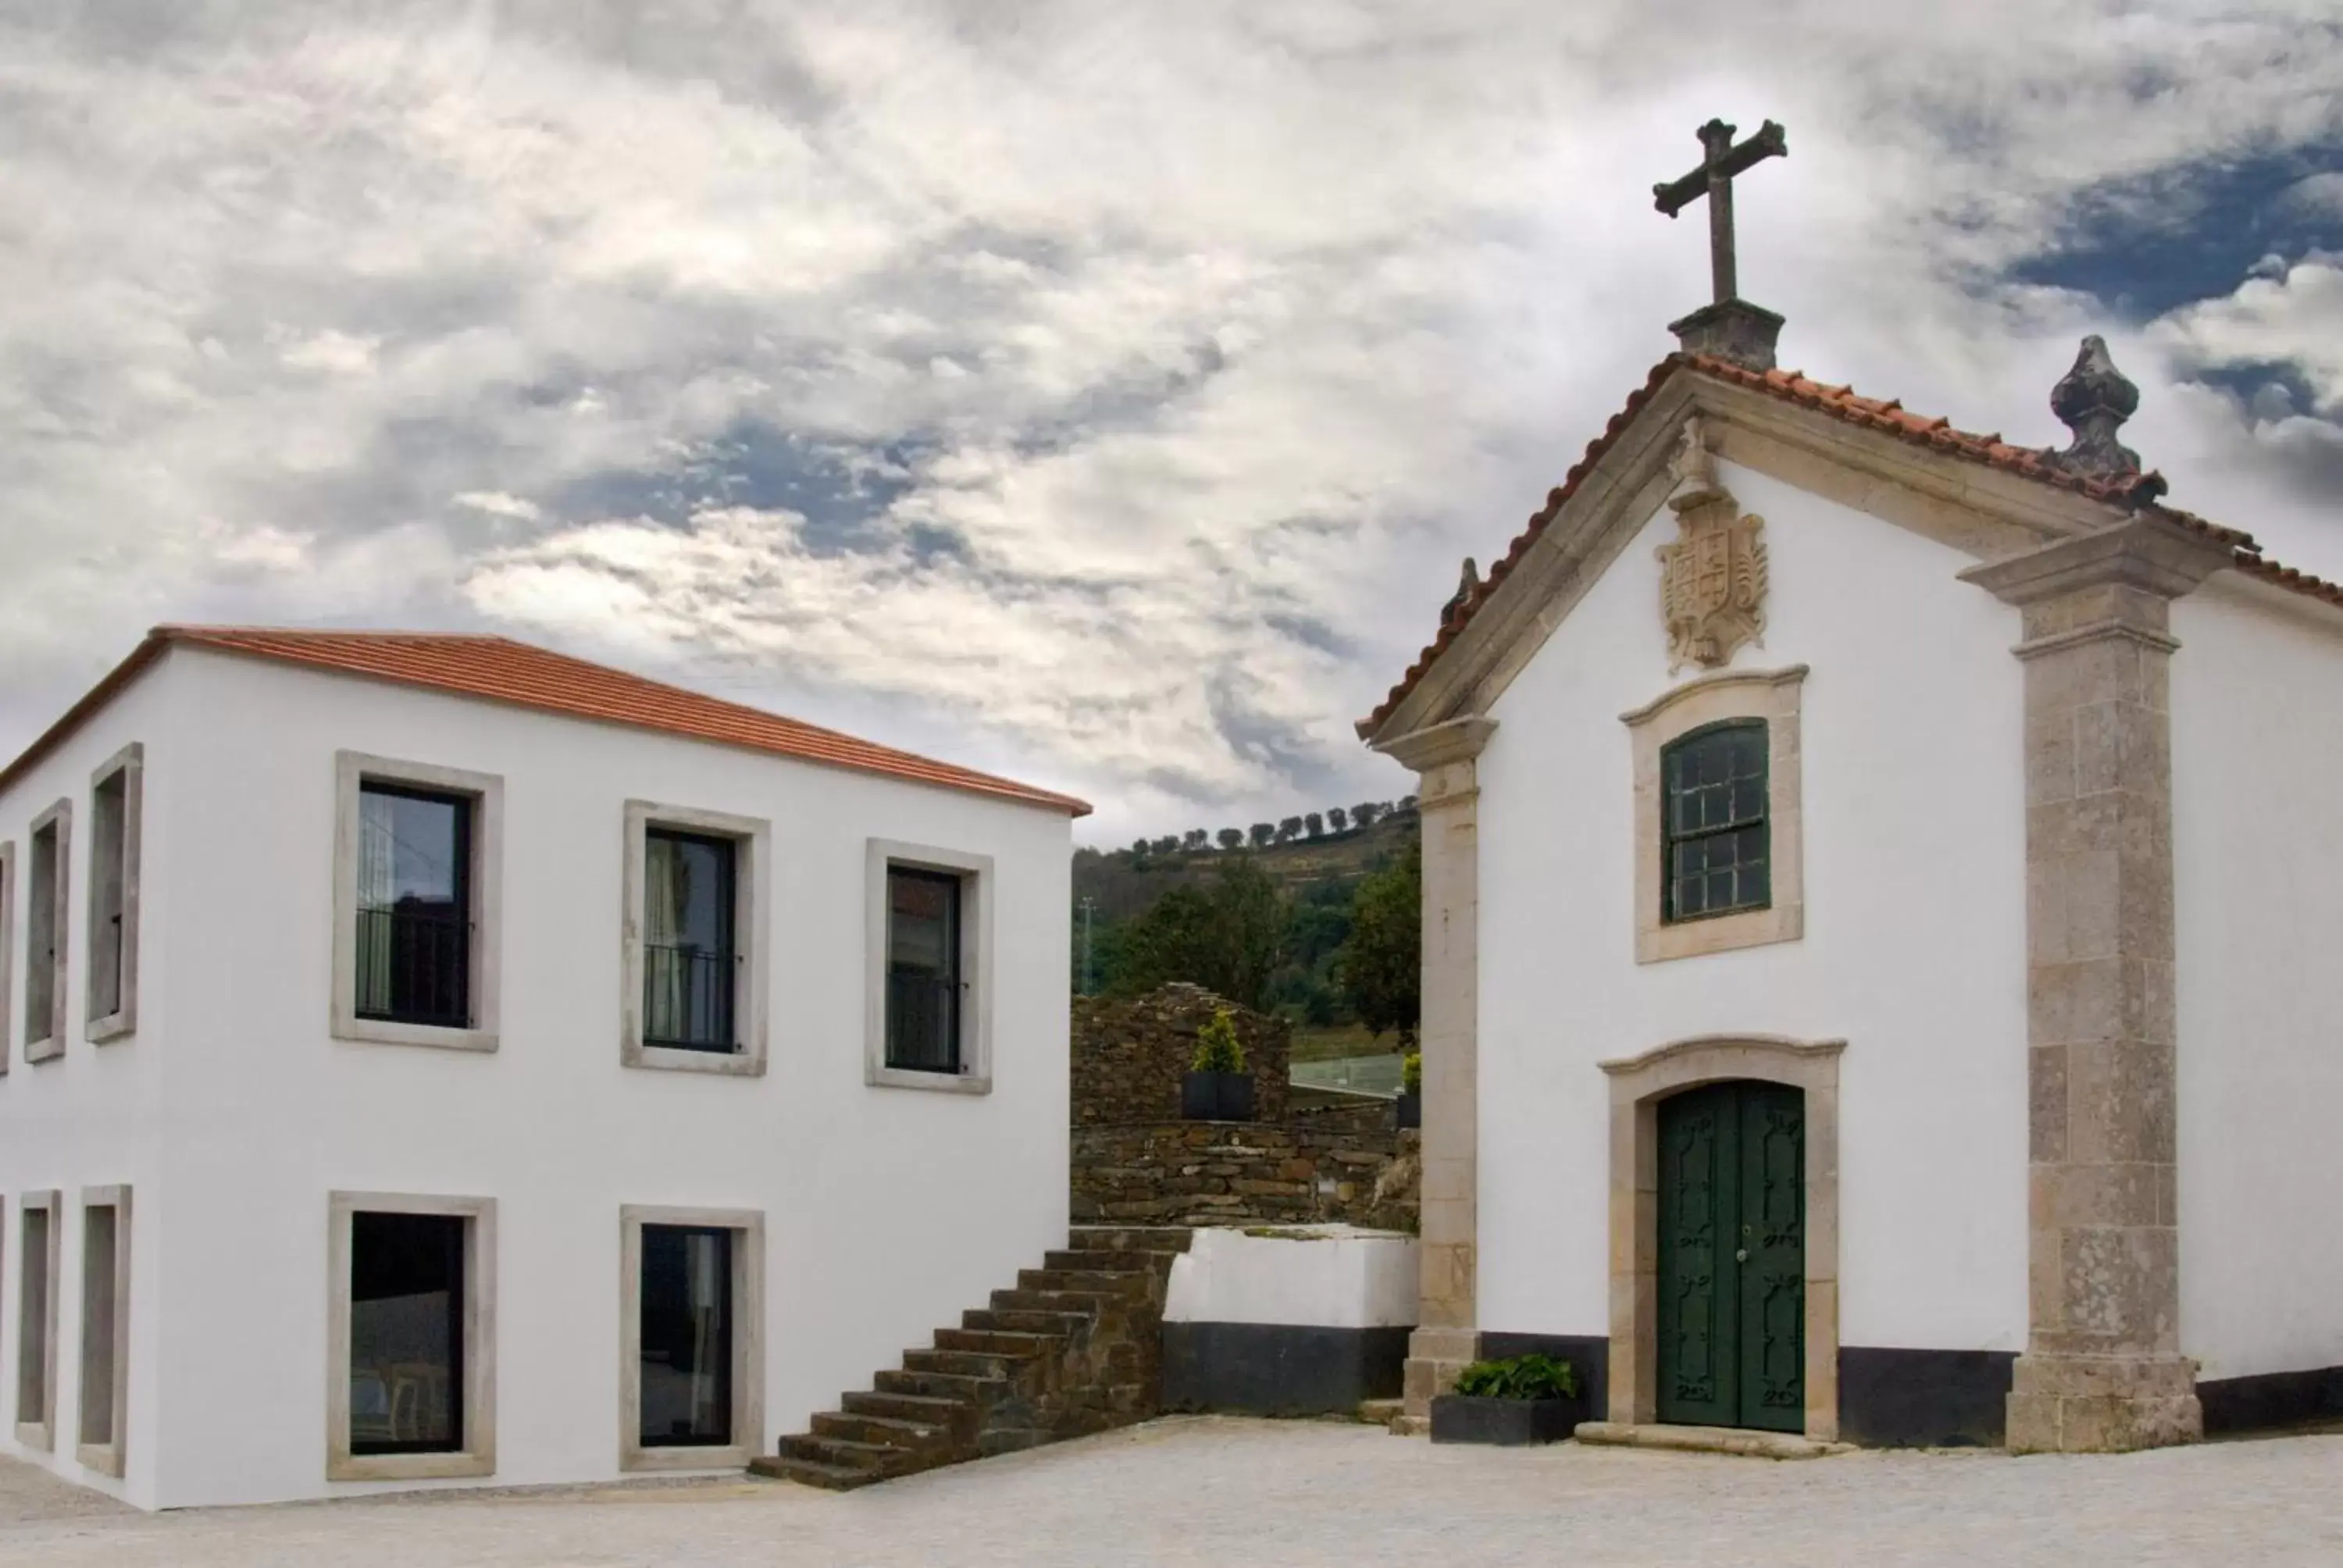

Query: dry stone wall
[1072,1122,1420,1233]
[1072,983,1289,1126]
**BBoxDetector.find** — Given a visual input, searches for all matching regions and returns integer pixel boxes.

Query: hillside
[1071,807,1420,924]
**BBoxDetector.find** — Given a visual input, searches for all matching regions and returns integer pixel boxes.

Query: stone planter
[1393,1092,1421,1130]
[1428,1394,1579,1446]
[1180,1069,1256,1122]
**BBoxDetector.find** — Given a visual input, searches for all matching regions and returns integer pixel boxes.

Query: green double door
[1655,1081,1806,1432]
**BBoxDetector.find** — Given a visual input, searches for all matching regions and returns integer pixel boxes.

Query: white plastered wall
[1474,458,2030,1356]
[91,644,1068,1508]
[0,664,177,1509]
[2170,576,2343,1383]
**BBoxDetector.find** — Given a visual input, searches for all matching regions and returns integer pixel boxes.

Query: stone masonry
[1072,1121,1420,1232]
[1072,985,1290,1127]
[1964,515,2237,1453]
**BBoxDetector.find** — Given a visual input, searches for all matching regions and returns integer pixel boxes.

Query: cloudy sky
[2,2,2337,843]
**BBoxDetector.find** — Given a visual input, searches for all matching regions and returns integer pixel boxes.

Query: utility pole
[1079,896,1096,995]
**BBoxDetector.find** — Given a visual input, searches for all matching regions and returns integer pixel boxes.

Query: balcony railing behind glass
[355,906,470,1028]
[644,943,736,1053]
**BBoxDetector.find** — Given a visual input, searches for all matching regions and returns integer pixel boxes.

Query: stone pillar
[1962,517,2234,1453]
[1375,715,1496,1431]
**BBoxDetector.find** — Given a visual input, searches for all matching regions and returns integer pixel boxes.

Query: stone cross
[1653,118,1787,305]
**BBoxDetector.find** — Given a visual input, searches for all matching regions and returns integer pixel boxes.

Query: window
[327,1192,496,1481]
[77,1187,131,1476]
[887,868,961,1072]
[332,753,502,1053]
[1622,666,1806,964]
[1661,720,1771,922]
[865,842,993,1093]
[86,743,144,1042]
[23,803,68,1064]
[619,1206,762,1471]
[0,842,14,1076]
[621,803,768,1075]
[16,1190,59,1449]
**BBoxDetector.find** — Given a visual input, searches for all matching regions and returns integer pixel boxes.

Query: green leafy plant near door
[1189,1009,1246,1073]
[1451,1353,1578,1401]
[1401,1051,1421,1096]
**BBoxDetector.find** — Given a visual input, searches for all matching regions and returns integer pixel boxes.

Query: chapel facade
[1360,122,2343,1453]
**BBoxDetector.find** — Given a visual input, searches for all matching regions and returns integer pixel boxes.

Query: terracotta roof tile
[0,626,1091,815]
[1359,354,2341,738]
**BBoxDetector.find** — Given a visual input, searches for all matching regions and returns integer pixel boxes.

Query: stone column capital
[1957,515,2236,609]
[1375,715,1498,775]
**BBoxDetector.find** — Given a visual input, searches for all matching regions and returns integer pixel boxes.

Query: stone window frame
[620,801,771,1078]
[863,839,994,1096]
[15,1188,60,1450]
[23,801,70,1064]
[75,1185,132,1477]
[1599,1034,1843,1442]
[1621,666,1806,964]
[330,751,505,1054]
[0,839,15,1076]
[85,743,144,1045]
[325,1190,498,1483]
[617,1204,765,1473]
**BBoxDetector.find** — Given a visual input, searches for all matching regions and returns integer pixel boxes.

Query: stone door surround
[1600,1034,1843,1441]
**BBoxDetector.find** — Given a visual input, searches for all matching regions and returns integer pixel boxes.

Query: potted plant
[1393,1050,1422,1130]
[1179,1008,1255,1121]
[1429,1353,1582,1445]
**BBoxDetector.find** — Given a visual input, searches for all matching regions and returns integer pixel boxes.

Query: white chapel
[1361,118,2343,1453]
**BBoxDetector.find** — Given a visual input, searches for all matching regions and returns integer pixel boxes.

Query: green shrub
[1450,1352,1578,1401]
[1190,1008,1246,1074]
[1401,1051,1422,1096]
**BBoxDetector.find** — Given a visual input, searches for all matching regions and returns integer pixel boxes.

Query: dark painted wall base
[2200,1363,2343,1435]
[1839,1348,2016,1448]
[1162,1322,1412,1416]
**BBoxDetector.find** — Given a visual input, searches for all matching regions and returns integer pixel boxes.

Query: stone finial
[1668,298,1785,372]
[2045,334,2146,482]
[1442,558,1480,627]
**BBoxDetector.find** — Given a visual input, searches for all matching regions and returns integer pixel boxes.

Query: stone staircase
[750,1226,1190,1491]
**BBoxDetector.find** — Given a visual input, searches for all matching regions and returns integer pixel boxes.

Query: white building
[1361,312,2343,1453]
[0,626,1085,1508]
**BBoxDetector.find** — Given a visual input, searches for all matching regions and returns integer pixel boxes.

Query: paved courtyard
[2,1417,2339,1566]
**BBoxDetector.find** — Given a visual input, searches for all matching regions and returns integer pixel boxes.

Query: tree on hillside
[1276,816,1303,843]
[1327,807,1348,832]
[1336,836,1421,1049]
[1183,829,1210,851]
[1130,837,1150,856]
[1397,795,1418,815]
[1104,855,1288,1010]
[1352,801,1382,830]
[1250,822,1275,848]
[1216,828,1244,850]
[1304,811,1324,839]
[1152,836,1179,856]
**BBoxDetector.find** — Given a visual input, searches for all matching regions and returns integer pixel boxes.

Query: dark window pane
[79,1206,119,1447]
[91,772,128,1019]
[1660,722,1771,925]
[886,868,961,1072]
[644,831,737,1051]
[640,1226,732,1446]
[355,785,472,1027]
[18,1208,49,1420]
[25,823,58,1043]
[350,1213,464,1455]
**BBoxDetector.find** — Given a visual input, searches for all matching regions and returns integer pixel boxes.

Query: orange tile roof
[1360,353,2343,738]
[0,626,1092,815]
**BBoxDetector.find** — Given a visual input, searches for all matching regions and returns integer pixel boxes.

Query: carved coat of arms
[1657,421,1767,672]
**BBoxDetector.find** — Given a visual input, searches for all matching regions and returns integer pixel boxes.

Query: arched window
[1660,718,1770,923]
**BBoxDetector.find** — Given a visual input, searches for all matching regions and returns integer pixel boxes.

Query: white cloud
[0,2,2338,841]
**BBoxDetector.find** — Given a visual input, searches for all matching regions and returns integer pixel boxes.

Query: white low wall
[1163,1226,1417,1328]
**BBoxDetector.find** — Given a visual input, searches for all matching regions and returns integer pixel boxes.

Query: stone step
[904,1347,1031,1381]
[749,1453,880,1491]
[1572,1422,1853,1460]
[961,1306,1089,1337]
[811,1409,960,1452]
[1068,1225,1193,1255]
[976,1427,1054,1458]
[773,1433,905,1474]
[841,1389,979,1429]
[1041,1249,1172,1276]
[933,1327,1057,1358]
[1016,1268,1152,1298]
[989,1287,1118,1317]
[875,1367,1013,1404]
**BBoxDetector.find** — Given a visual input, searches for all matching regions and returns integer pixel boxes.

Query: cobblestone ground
[3,1417,2340,1566]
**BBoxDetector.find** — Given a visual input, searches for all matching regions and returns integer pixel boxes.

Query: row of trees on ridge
[1122,796,1418,860]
